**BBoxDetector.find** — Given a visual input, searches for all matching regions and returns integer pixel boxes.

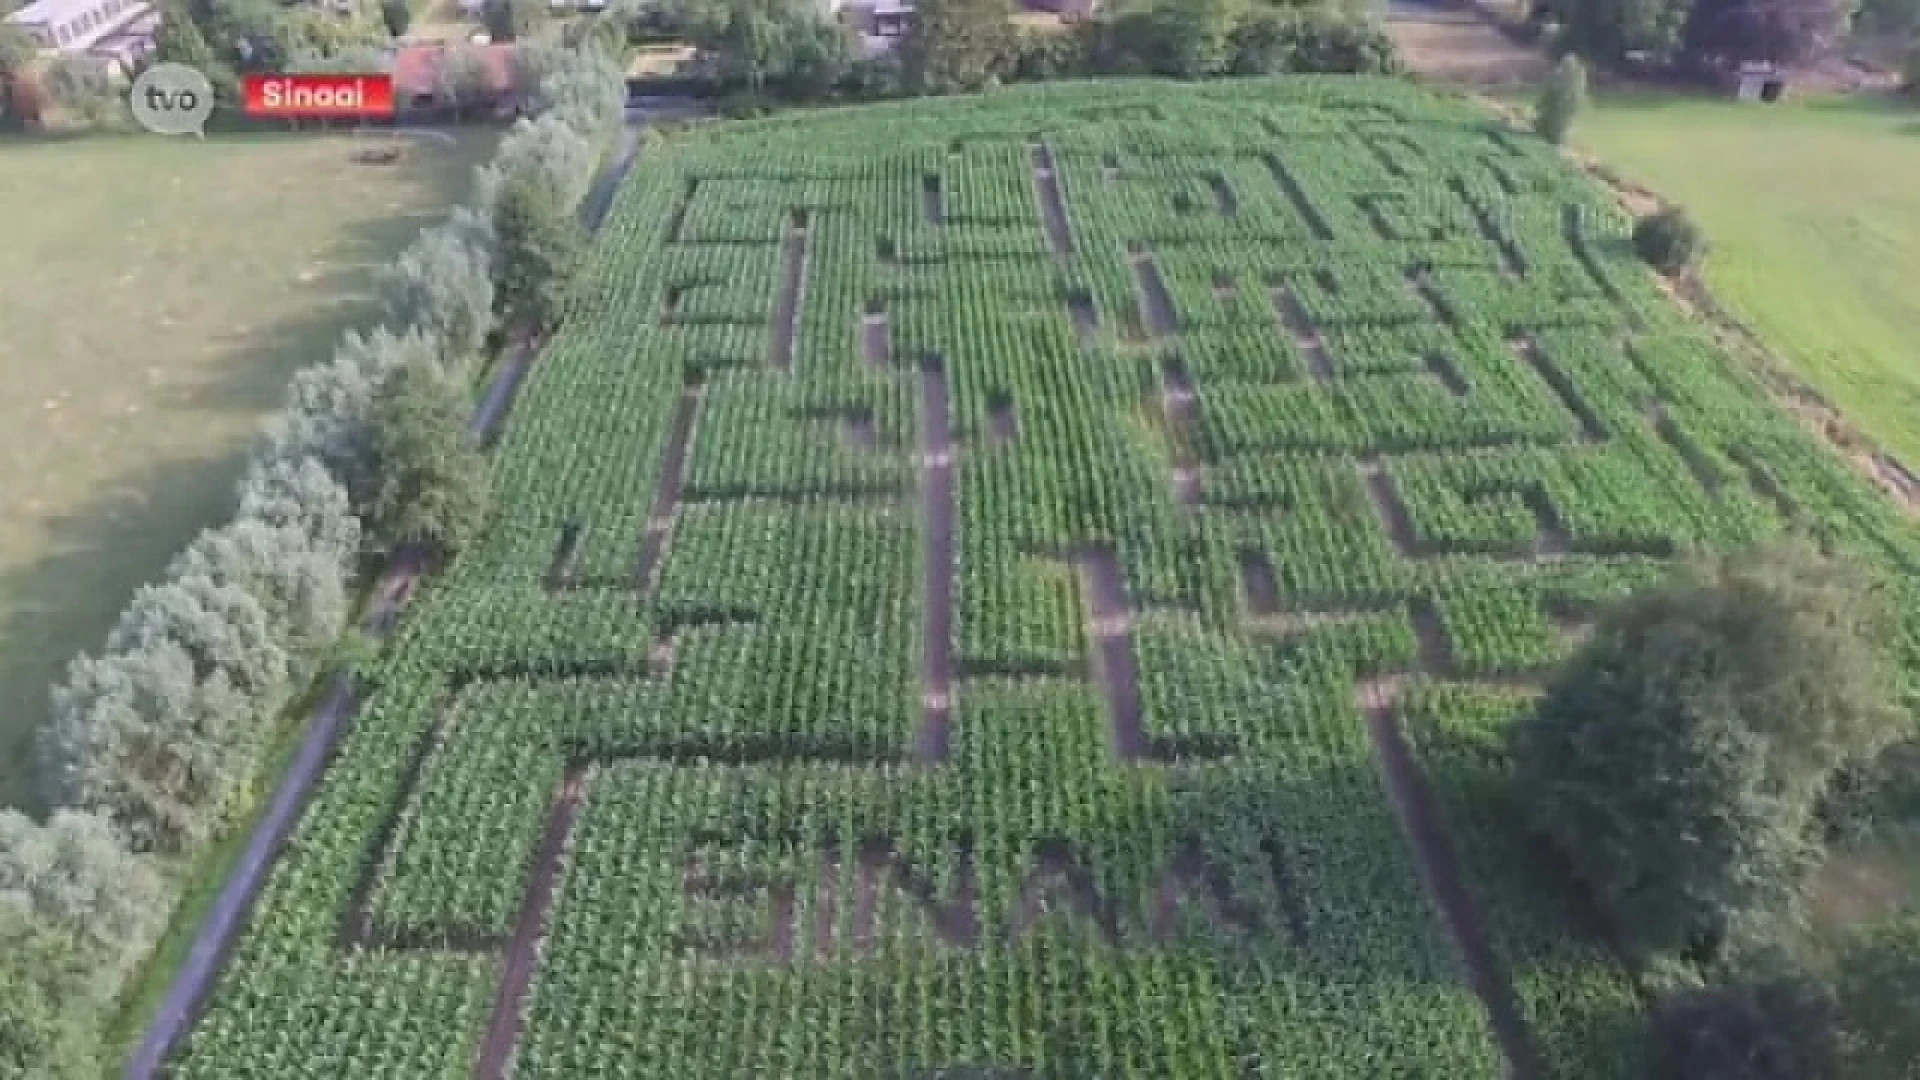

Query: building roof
[389,43,519,98]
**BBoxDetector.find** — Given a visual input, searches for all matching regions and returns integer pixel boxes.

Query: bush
[1634,205,1706,275]
[1831,919,1920,1078]
[1649,969,1841,1080]
[1534,54,1587,145]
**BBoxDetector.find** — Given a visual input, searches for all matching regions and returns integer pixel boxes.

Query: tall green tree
[1534,54,1587,145]
[365,359,491,555]
[899,0,1015,93]
[1511,541,1904,961]
[492,169,587,333]
[380,0,411,37]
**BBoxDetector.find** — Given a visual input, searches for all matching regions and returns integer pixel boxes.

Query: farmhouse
[388,42,522,116]
[4,0,153,55]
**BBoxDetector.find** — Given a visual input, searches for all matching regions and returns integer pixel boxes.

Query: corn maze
[170,78,1920,1078]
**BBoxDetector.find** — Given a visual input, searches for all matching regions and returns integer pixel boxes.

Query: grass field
[1575,91,1920,469]
[0,129,495,811]
[157,78,1920,1076]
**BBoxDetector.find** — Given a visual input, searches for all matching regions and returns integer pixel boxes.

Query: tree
[378,220,496,374]
[0,22,34,77]
[380,0,411,37]
[1635,205,1706,275]
[0,909,96,1080]
[781,15,857,98]
[42,54,120,129]
[491,168,588,333]
[1650,968,1842,1080]
[1832,919,1920,1078]
[1556,0,1692,64]
[1534,54,1587,145]
[168,519,353,680]
[365,358,491,554]
[0,811,170,1001]
[1511,542,1903,961]
[899,0,1015,93]
[482,0,537,41]
[437,43,495,120]
[1680,0,1848,66]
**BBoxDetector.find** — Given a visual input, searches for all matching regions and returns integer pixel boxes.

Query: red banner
[241,74,395,119]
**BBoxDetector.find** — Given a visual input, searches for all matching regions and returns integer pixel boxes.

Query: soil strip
[1449,175,1525,276]
[1359,688,1544,1080]
[1008,840,1121,944]
[922,172,945,226]
[987,390,1019,447]
[1066,288,1099,346]
[1405,266,1454,328]
[544,522,586,591]
[1511,335,1605,443]
[1206,172,1239,216]
[1258,151,1334,241]
[1160,355,1202,509]
[1271,286,1334,383]
[769,211,810,373]
[1101,152,1120,182]
[1644,401,1722,493]
[1358,456,1420,557]
[1030,143,1076,258]
[861,303,891,370]
[917,354,956,764]
[474,763,592,1080]
[1409,598,1455,677]
[1237,548,1282,616]
[1424,352,1470,396]
[634,383,703,590]
[664,177,698,244]
[1077,547,1148,760]
[842,408,879,451]
[1129,247,1180,338]
[1524,489,1572,557]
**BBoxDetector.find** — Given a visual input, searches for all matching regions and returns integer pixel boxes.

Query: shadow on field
[0,190,471,813]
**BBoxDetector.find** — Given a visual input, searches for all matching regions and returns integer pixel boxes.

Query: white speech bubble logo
[130,63,214,136]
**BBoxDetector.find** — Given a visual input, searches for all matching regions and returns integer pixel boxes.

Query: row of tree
[1510,540,1920,1076]
[1541,0,1852,71]
[639,0,1398,107]
[0,40,623,1078]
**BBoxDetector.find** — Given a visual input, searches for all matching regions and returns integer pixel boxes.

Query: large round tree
[1510,540,1903,961]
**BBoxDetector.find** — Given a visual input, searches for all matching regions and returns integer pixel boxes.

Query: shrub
[1634,205,1706,276]
[1649,970,1841,1080]
[1534,54,1587,145]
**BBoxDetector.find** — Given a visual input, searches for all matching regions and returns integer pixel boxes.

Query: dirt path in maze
[917,356,957,764]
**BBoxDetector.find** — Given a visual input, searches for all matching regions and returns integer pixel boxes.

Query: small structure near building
[1734,61,1786,102]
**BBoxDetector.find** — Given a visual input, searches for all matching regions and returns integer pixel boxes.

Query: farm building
[4,0,151,53]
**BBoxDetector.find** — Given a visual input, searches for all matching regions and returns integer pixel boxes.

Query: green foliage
[1648,967,1841,1080]
[366,359,492,554]
[1556,0,1691,64]
[0,22,34,75]
[1831,917,1920,1078]
[1512,542,1903,960]
[1635,205,1706,275]
[900,0,1017,92]
[42,56,121,131]
[492,169,588,333]
[380,0,410,37]
[482,0,539,42]
[1534,54,1587,145]
[1904,36,1920,92]
[0,915,95,1080]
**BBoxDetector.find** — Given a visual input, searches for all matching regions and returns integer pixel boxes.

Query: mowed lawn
[1575,92,1920,466]
[0,130,494,809]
